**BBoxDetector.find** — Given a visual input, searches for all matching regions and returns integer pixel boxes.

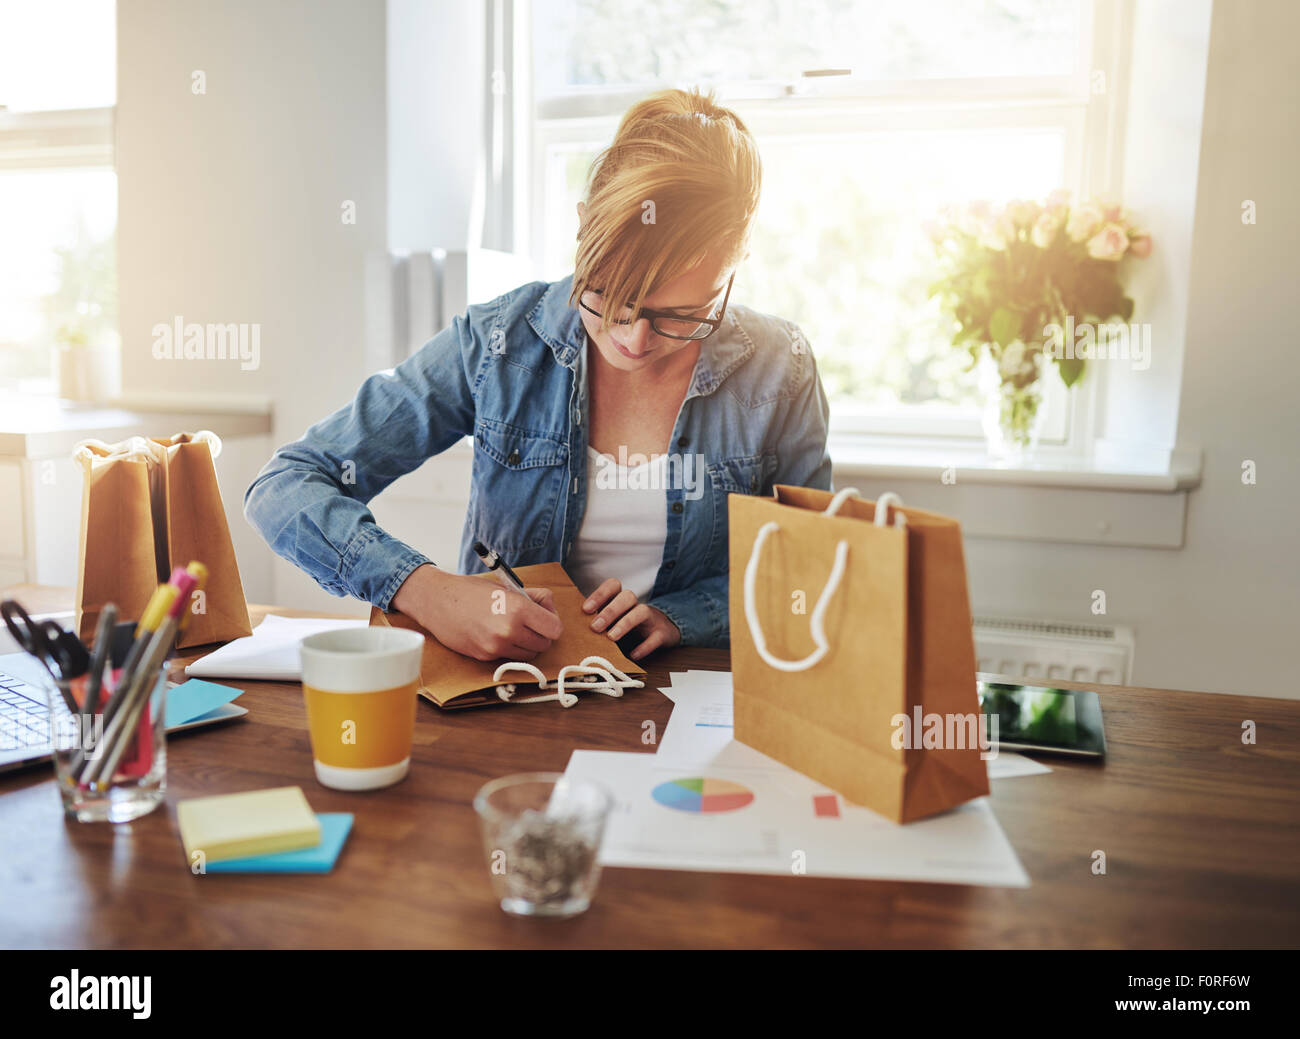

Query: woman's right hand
[391,564,564,662]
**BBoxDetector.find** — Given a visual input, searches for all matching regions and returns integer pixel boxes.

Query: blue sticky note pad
[204,814,354,874]
[166,679,245,728]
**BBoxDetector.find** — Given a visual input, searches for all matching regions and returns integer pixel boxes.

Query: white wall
[1093,0,1211,470]
[956,0,1300,698]
[386,0,484,251]
[116,0,388,609]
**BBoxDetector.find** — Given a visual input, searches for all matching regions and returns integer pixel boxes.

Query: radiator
[364,247,535,371]
[972,616,1135,686]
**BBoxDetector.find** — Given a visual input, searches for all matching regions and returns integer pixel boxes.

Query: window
[0,0,117,396]
[524,0,1129,453]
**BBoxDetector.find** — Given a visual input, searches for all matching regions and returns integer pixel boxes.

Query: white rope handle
[873,491,907,528]
[822,488,904,527]
[188,429,223,460]
[744,524,848,672]
[71,435,168,468]
[493,661,547,687]
[824,487,861,516]
[497,684,579,708]
[570,655,644,695]
[492,655,644,708]
[742,488,905,673]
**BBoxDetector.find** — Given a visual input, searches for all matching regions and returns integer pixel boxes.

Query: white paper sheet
[184,614,368,680]
[656,676,740,762]
[660,669,731,704]
[564,748,1030,887]
[987,751,1053,779]
[657,671,1052,780]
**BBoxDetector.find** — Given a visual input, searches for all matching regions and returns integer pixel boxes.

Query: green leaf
[1057,356,1086,388]
[989,307,1021,348]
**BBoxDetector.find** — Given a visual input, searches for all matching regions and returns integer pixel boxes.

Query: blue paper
[204,814,354,874]
[165,678,245,728]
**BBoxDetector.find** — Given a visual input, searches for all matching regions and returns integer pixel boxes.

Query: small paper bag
[729,485,989,823]
[370,562,644,708]
[73,431,253,648]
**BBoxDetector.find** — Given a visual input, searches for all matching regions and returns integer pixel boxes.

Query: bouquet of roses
[927,190,1152,392]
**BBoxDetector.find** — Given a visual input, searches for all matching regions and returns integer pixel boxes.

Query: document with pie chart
[563,748,1029,887]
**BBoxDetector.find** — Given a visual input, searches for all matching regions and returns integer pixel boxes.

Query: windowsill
[826,436,1199,549]
[828,437,1202,493]
[0,391,273,458]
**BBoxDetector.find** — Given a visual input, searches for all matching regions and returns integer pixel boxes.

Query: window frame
[0,102,115,393]
[0,106,113,171]
[516,0,1131,461]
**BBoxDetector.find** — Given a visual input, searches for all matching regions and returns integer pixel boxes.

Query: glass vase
[981,364,1047,465]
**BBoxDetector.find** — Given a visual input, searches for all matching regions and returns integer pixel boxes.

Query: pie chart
[651,777,755,813]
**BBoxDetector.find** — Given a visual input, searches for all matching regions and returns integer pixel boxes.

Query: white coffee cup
[299,627,425,791]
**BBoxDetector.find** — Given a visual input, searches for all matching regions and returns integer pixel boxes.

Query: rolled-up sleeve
[244,316,479,609]
[649,573,729,649]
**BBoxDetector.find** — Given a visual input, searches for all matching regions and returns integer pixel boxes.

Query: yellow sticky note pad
[177,786,322,864]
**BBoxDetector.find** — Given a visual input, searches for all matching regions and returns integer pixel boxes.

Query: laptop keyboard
[0,671,61,751]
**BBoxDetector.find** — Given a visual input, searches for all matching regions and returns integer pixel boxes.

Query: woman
[245,88,831,663]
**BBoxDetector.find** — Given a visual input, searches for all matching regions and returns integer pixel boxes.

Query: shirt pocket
[472,419,568,553]
[706,453,778,557]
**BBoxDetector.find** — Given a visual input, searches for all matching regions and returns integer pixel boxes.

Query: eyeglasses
[578,273,734,341]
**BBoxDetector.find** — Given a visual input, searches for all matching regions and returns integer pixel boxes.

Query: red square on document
[813,794,839,818]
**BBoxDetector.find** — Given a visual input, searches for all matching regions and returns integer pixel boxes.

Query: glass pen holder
[44,661,168,823]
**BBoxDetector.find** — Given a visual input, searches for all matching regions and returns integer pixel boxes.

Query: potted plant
[53,310,120,403]
[47,222,120,403]
[928,191,1152,462]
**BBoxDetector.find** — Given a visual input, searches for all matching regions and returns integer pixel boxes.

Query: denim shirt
[244,275,832,648]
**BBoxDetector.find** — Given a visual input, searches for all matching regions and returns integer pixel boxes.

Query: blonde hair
[569,88,761,328]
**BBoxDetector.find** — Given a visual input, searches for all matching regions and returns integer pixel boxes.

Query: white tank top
[568,446,669,602]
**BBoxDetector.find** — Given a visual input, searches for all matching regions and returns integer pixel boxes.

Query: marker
[177,561,209,632]
[120,565,205,780]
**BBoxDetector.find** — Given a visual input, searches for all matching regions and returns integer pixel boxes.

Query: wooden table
[2,599,1298,949]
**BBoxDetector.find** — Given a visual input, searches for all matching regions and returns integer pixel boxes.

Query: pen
[472,540,532,599]
[82,603,118,720]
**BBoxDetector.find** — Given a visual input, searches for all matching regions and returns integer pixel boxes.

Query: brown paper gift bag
[371,562,645,709]
[729,485,989,823]
[73,431,253,648]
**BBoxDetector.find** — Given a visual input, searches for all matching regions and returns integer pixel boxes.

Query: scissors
[1,599,91,684]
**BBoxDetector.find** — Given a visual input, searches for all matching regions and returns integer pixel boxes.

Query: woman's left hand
[582,578,681,660]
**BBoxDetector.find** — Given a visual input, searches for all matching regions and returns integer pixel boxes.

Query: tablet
[977,677,1107,759]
